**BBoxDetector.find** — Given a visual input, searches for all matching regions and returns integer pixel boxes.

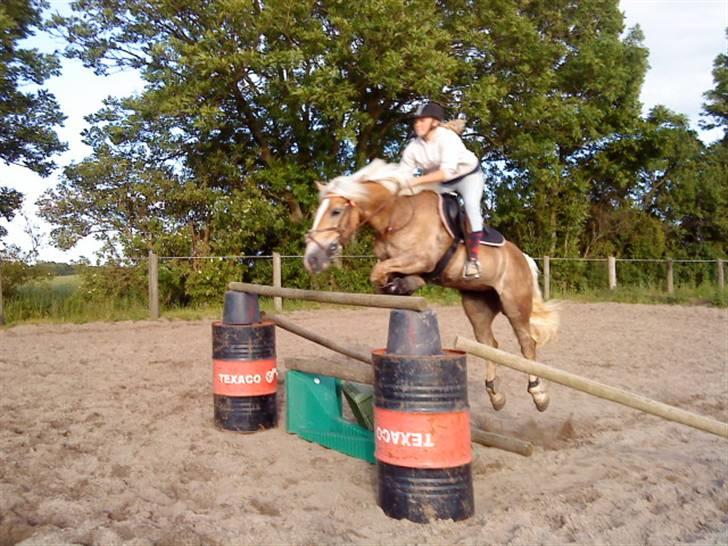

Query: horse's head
[304,161,408,273]
[304,183,363,273]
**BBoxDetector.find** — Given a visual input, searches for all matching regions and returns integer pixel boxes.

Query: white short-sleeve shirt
[400,127,479,181]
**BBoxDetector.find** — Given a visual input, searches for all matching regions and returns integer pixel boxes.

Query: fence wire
[0,255,725,323]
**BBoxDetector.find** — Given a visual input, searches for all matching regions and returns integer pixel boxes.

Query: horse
[303,160,560,411]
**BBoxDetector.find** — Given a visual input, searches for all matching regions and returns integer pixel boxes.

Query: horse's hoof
[530,392,550,412]
[489,391,507,411]
[528,379,549,412]
[486,381,506,411]
[381,281,400,295]
[382,278,412,296]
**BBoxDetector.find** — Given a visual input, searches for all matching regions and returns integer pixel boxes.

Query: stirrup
[463,259,481,279]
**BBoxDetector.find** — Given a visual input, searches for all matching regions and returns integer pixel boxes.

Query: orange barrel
[211,291,278,432]
[372,309,473,522]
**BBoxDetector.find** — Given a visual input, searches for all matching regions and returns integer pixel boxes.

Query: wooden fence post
[718,259,725,291]
[608,256,617,290]
[666,258,674,294]
[272,252,282,312]
[148,251,159,320]
[543,255,550,300]
[0,258,4,326]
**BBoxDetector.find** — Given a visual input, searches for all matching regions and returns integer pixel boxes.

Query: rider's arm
[406,129,471,187]
[408,168,447,186]
[401,140,443,187]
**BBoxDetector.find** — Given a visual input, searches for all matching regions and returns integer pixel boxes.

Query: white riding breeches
[435,170,485,232]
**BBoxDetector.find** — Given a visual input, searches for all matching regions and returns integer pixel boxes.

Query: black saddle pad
[440,193,505,247]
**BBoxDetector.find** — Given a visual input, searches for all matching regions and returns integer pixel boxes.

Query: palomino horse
[303,161,559,411]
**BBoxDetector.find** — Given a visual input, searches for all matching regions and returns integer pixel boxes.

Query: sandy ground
[0,302,727,546]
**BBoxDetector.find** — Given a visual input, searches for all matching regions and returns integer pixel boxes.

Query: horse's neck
[357,183,397,233]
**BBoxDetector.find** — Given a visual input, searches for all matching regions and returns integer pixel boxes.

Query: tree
[459,1,648,256]
[700,28,727,140]
[44,0,649,267]
[43,0,458,258]
[579,107,703,258]
[687,37,728,259]
[0,187,23,238]
[0,0,66,240]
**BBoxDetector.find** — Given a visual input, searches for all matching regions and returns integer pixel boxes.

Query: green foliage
[44,0,650,260]
[0,0,66,237]
[35,260,79,276]
[4,274,150,324]
[0,188,23,238]
[558,283,726,308]
[701,29,727,139]
[78,263,147,303]
[180,258,248,304]
[0,258,46,297]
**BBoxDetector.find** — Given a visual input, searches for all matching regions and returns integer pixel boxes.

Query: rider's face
[413,116,439,138]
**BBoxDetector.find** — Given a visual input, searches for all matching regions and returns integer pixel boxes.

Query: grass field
[3,275,150,324]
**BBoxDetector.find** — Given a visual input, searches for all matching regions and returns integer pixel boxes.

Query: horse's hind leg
[461,290,506,411]
[499,292,550,412]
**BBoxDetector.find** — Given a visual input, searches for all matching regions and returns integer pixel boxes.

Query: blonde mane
[321,159,438,203]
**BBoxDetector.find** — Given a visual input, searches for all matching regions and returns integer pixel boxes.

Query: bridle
[305,187,416,258]
[305,196,357,257]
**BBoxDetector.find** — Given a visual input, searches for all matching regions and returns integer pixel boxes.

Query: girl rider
[399,101,485,279]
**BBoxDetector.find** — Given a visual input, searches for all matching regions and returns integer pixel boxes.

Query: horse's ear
[315,181,327,192]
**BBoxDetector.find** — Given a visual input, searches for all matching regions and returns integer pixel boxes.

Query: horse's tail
[524,254,560,347]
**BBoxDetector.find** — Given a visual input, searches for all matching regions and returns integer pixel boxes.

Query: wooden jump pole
[262,312,372,364]
[455,336,728,439]
[229,282,428,311]
[264,312,533,456]
[284,356,374,385]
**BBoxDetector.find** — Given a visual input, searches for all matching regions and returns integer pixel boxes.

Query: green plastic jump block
[285,370,375,464]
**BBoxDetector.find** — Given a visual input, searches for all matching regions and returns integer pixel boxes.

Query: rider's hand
[398,178,416,195]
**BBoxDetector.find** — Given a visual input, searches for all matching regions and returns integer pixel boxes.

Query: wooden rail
[455,336,728,439]
[262,313,372,364]
[229,282,428,311]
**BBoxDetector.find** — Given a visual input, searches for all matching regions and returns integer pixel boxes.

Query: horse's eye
[331,208,343,217]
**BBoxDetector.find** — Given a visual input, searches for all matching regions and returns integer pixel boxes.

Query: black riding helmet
[412,101,446,121]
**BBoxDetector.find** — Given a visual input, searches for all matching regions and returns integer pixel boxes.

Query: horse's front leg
[370,254,433,295]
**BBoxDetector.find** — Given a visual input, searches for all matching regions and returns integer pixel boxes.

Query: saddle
[438,193,505,247]
[423,193,505,283]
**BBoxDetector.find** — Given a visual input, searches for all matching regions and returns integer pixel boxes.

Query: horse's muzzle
[303,243,333,273]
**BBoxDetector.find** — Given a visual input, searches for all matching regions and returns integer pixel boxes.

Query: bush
[0,259,49,298]
[78,262,147,303]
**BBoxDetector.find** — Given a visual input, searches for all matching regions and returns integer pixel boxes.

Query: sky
[1,0,726,263]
